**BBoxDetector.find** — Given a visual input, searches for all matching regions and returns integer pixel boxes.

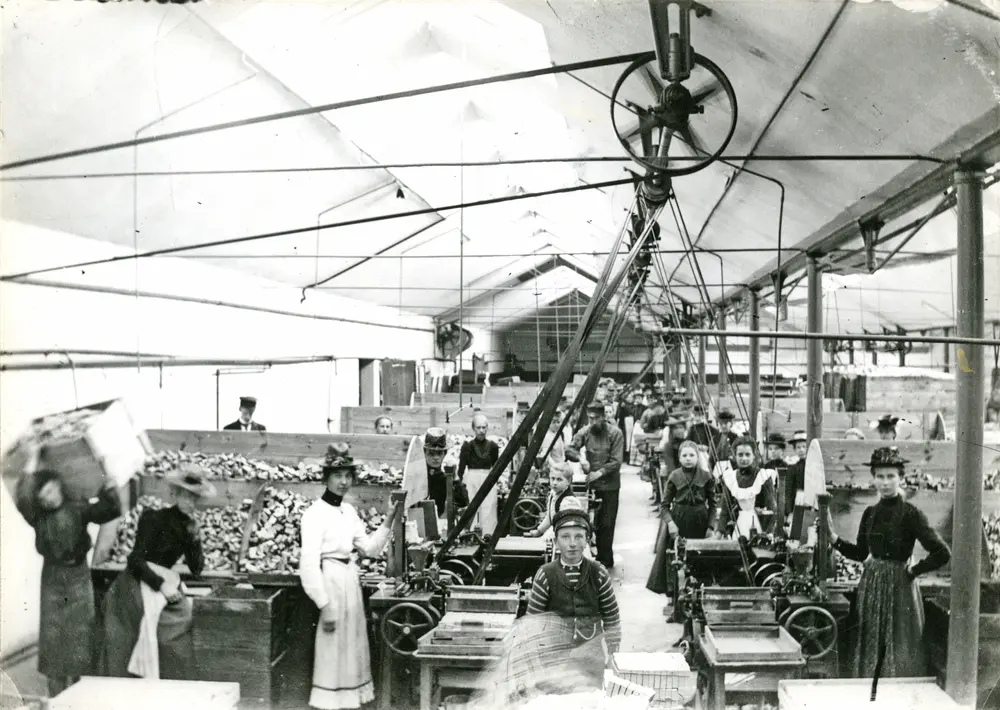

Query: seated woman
[15,468,122,696]
[525,463,585,540]
[98,464,213,679]
[717,437,777,539]
[828,447,950,678]
[647,440,717,595]
[299,443,403,710]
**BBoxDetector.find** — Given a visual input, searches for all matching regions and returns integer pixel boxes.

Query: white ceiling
[2,0,999,338]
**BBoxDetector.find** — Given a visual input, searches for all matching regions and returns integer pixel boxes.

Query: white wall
[0,222,432,658]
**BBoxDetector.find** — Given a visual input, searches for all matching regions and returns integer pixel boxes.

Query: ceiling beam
[718,107,1000,309]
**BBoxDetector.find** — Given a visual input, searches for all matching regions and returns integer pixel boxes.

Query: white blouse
[299,499,391,610]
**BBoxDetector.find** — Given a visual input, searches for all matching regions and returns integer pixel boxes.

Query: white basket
[611,653,697,708]
[604,671,656,705]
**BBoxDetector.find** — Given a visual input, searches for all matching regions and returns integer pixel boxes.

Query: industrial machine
[416,586,521,657]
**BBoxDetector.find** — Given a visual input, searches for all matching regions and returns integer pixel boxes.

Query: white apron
[128,562,187,679]
[310,555,374,710]
[464,468,498,536]
[721,468,772,539]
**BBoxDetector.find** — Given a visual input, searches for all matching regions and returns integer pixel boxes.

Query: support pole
[946,167,985,708]
[717,307,728,400]
[698,333,707,402]
[684,338,696,394]
[748,289,761,432]
[806,257,824,441]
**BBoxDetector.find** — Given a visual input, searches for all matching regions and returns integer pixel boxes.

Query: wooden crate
[924,595,1000,710]
[192,586,292,705]
[2,399,151,504]
[701,625,801,663]
[700,588,775,626]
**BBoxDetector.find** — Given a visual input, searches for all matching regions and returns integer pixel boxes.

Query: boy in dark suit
[223,396,267,431]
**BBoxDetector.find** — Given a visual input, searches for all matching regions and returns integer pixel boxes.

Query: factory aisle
[612,464,685,652]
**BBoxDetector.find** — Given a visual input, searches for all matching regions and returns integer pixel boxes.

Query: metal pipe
[658,327,1000,347]
[946,167,986,707]
[4,154,949,182]
[698,332,707,402]
[1,349,176,359]
[1,356,336,372]
[215,369,221,431]
[1,52,655,172]
[806,257,824,441]
[748,290,761,431]
[717,306,728,399]
[6,277,434,333]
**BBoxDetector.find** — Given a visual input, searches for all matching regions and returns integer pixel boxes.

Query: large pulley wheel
[754,562,786,587]
[512,498,544,533]
[610,51,738,177]
[439,558,477,585]
[784,606,838,660]
[380,602,437,656]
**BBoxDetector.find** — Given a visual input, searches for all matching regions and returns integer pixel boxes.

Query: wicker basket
[611,653,697,708]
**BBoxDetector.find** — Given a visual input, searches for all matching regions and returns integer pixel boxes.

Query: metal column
[698,333,707,401]
[748,289,761,431]
[717,307,728,400]
[946,168,985,708]
[806,257,824,441]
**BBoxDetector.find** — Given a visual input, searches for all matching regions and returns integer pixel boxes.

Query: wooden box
[701,588,775,626]
[777,677,962,710]
[702,625,802,663]
[48,677,239,710]
[192,585,292,706]
[3,399,151,503]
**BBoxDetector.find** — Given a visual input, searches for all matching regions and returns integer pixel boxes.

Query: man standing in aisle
[566,401,624,570]
[223,396,266,431]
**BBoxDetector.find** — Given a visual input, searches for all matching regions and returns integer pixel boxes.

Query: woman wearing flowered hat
[827,446,951,678]
[299,443,404,709]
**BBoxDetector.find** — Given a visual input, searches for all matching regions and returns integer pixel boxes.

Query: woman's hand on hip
[320,605,338,633]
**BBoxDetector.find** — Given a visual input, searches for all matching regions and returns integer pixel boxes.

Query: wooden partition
[412,391,483,407]
[762,410,946,440]
[340,406,515,436]
[716,396,844,415]
[412,384,580,408]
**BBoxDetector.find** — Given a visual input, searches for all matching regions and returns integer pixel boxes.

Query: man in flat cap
[223,396,266,431]
[566,401,624,569]
[420,427,455,518]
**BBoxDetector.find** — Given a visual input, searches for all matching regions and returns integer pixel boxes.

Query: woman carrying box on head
[14,462,123,697]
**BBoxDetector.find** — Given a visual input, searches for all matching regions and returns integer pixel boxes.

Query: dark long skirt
[96,571,194,679]
[38,560,95,679]
[646,505,710,594]
[851,558,926,678]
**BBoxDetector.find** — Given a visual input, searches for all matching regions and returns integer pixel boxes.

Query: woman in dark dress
[97,464,214,679]
[15,470,122,696]
[647,440,717,594]
[827,446,950,678]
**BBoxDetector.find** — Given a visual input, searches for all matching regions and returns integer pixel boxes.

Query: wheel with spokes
[380,602,437,656]
[439,558,477,585]
[512,498,544,533]
[754,562,786,587]
[784,605,838,660]
[610,51,738,177]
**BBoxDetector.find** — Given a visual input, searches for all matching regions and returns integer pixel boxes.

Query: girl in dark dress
[97,464,214,679]
[827,446,951,678]
[647,441,717,594]
[15,470,122,697]
[457,414,502,536]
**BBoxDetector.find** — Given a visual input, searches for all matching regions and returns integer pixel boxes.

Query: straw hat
[165,463,217,498]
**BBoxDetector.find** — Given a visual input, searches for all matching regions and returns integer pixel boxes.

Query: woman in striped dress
[827,446,950,677]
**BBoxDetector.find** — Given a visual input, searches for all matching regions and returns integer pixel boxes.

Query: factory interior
[2,0,1000,709]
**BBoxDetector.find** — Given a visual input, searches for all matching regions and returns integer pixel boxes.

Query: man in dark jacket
[566,402,624,569]
[222,396,266,431]
[763,432,791,520]
[685,404,720,450]
[712,408,739,471]
[783,431,808,519]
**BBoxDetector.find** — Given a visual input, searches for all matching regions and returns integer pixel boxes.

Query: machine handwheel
[512,498,545,533]
[762,572,784,591]
[439,558,477,584]
[754,562,785,587]
[380,602,437,656]
[784,606,838,660]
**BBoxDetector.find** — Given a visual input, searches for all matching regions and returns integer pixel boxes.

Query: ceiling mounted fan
[436,321,473,360]
[609,0,738,177]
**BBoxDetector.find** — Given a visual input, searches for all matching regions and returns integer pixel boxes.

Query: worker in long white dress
[300,443,403,710]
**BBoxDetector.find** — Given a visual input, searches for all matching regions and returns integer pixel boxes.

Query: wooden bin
[924,593,1000,709]
[192,585,295,708]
